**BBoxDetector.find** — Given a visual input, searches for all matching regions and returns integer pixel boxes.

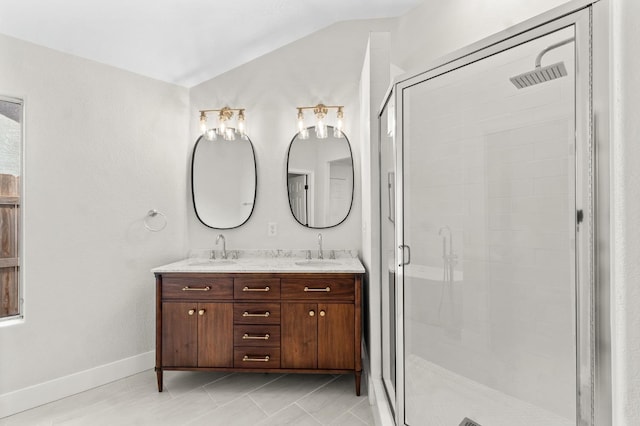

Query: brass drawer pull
[243,311,270,317]
[304,286,331,292]
[243,333,270,340]
[242,286,270,292]
[182,286,211,291]
[242,355,270,362]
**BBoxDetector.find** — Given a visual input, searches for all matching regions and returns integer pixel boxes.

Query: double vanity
[152,251,365,395]
[168,112,363,394]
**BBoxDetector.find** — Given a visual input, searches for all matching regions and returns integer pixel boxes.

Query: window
[0,96,22,321]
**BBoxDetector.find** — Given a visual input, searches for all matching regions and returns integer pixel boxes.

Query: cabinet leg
[155,368,163,392]
[355,371,362,396]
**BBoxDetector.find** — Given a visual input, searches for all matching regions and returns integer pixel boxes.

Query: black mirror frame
[191,132,258,229]
[285,125,354,229]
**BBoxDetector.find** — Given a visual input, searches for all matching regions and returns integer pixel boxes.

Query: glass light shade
[315,118,328,139]
[237,110,246,137]
[218,117,227,135]
[205,129,217,140]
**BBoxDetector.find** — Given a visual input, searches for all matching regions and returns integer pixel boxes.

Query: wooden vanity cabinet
[155,272,363,395]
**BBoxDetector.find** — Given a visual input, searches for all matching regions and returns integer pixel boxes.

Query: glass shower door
[399,26,582,426]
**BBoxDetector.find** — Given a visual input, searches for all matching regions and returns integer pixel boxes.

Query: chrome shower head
[510,37,574,89]
[510,61,567,88]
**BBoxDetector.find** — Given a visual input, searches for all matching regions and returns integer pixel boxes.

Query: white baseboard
[0,351,154,419]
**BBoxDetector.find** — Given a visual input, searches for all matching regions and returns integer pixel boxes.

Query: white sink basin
[294,260,341,267]
[189,259,236,266]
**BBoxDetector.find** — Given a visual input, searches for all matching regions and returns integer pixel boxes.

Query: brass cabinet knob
[188,309,196,316]
[198,309,206,316]
[309,310,315,317]
[320,310,326,317]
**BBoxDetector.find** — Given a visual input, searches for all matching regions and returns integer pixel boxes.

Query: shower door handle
[399,245,411,266]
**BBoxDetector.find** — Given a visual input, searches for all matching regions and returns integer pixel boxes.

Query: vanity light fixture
[296,103,345,139]
[198,107,247,141]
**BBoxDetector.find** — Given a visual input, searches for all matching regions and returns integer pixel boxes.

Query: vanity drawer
[281,278,355,300]
[234,303,281,324]
[162,276,233,300]
[234,347,280,368]
[234,278,281,300]
[234,325,280,347]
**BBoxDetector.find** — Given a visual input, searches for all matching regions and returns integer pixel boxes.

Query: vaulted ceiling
[0,0,423,87]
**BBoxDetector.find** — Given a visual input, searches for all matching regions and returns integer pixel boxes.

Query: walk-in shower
[379,3,609,425]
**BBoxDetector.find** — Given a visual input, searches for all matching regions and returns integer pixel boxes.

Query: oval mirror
[192,131,257,229]
[286,126,354,228]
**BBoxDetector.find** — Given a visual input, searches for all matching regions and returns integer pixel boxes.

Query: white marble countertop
[151,249,365,274]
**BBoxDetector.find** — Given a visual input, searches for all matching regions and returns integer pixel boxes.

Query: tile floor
[0,371,374,426]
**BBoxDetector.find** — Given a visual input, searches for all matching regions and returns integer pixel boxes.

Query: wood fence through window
[1,173,20,318]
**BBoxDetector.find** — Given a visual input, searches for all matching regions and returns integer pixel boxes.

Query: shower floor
[404,354,573,426]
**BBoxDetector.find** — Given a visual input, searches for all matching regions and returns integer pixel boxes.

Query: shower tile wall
[403,29,576,422]
[484,119,574,417]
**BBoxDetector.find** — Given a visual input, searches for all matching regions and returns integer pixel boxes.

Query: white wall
[0,34,189,416]
[188,19,394,254]
[391,0,572,75]
[358,30,390,390]
[611,1,640,424]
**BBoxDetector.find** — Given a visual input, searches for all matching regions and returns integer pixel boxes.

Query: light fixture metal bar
[199,107,245,114]
[296,104,344,111]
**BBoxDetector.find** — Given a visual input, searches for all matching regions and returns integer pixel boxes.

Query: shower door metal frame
[378,88,398,416]
[388,0,610,424]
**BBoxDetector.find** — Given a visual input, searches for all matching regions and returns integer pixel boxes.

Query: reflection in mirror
[191,130,256,229]
[286,126,354,228]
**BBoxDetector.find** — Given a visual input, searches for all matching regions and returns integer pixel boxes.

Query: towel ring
[144,209,167,232]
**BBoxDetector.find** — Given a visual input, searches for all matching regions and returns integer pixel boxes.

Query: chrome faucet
[317,233,323,260]
[216,234,227,259]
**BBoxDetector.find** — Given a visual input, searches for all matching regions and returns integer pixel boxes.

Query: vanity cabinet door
[318,303,354,370]
[162,302,198,367]
[162,302,233,368]
[281,302,318,368]
[198,302,233,367]
[282,302,354,370]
